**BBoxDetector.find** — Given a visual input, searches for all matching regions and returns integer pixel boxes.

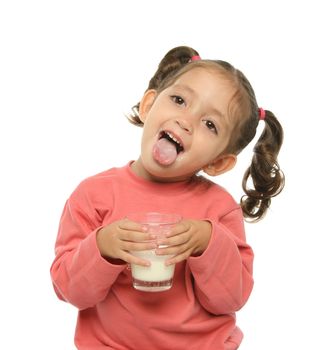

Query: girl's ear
[138,89,157,123]
[203,154,237,176]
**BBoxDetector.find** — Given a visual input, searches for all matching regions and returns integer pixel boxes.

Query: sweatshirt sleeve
[50,183,126,310]
[188,207,254,315]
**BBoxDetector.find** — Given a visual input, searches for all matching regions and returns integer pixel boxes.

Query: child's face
[133,67,237,182]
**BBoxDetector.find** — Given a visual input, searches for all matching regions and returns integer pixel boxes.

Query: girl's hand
[96,219,157,266]
[155,219,212,265]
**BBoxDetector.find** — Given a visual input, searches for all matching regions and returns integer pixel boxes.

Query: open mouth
[159,131,184,154]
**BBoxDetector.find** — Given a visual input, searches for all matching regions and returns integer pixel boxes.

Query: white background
[1,1,312,349]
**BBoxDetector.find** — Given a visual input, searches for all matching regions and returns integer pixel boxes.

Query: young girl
[51,46,284,349]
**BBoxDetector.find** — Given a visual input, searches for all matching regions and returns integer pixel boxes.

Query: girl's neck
[130,159,195,184]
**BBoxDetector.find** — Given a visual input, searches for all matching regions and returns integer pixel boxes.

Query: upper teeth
[165,131,181,145]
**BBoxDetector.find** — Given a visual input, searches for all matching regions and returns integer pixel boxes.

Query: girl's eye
[204,120,218,134]
[171,95,185,105]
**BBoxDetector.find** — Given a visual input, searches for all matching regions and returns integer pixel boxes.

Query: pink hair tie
[258,108,266,120]
[191,55,201,61]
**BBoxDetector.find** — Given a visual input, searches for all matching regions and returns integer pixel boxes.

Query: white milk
[127,212,181,291]
[131,249,175,282]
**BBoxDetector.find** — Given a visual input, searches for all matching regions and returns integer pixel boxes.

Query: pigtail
[241,110,285,221]
[127,46,199,126]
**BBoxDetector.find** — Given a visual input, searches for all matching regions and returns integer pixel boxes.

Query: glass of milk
[127,212,181,292]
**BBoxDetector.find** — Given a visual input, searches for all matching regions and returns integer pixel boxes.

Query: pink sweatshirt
[51,163,254,350]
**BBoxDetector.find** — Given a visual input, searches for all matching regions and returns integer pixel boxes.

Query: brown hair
[128,46,284,222]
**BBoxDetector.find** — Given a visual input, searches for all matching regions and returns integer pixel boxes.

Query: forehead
[173,67,233,91]
[172,68,237,114]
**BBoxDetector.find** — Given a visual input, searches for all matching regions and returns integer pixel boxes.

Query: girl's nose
[175,119,193,134]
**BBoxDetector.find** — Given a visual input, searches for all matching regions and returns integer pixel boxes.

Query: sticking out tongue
[153,138,178,165]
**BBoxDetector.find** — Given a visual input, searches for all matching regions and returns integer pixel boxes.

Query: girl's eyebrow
[208,107,225,120]
[172,84,196,96]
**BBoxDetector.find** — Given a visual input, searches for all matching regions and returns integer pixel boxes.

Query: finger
[119,229,153,243]
[157,231,190,247]
[155,240,190,257]
[119,251,151,267]
[121,240,157,252]
[119,219,160,242]
[119,219,148,233]
[165,222,189,237]
[165,249,193,265]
